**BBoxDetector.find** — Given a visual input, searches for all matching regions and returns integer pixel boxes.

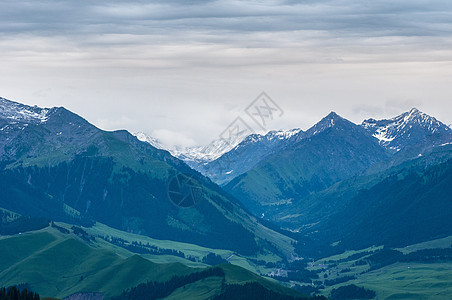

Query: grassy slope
[319,261,452,300]
[83,222,269,272]
[307,235,452,299]
[0,226,302,300]
[355,262,452,300]
[82,221,295,277]
[165,263,303,300]
[0,229,192,299]
[164,276,224,300]
[318,261,452,300]
[221,263,302,297]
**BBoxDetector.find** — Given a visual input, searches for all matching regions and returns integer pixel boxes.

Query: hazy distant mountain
[133,132,166,150]
[171,136,246,169]
[134,131,248,172]
[198,128,302,185]
[0,97,294,257]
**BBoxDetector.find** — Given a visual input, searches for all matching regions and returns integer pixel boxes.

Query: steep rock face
[0,97,294,257]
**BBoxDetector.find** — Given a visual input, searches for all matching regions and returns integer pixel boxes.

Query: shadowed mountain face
[0,97,293,257]
[291,147,452,257]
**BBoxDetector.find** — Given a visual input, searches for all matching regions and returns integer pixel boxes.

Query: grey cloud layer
[2,0,452,69]
[2,1,452,38]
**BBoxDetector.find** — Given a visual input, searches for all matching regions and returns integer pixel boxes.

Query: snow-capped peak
[304,111,350,138]
[361,108,451,149]
[240,128,302,145]
[172,137,241,163]
[0,97,50,123]
[266,128,303,139]
[168,128,303,166]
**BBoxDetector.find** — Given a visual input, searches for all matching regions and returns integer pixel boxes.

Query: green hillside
[0,230,191,299]
[306,235,452,299]
[0,227,305,300]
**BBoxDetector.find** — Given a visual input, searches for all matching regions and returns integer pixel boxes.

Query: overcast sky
[1,0,451,148]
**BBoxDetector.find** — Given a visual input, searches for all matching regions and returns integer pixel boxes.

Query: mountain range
[1,96,452,299]
[149,108,450,188]
[218,109,450,211]
[132,106,452,255]
[0,97,293,258]
[217,107,452,257]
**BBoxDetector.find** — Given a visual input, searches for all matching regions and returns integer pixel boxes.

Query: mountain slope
[271,144,452,230]
[0,229,191,299]
[225,112,390,214]
[291,146,452,257]
[0,97,294,257]
[0,227,306,299]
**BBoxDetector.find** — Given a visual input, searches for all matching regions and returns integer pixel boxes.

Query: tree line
[360,246,452,271]
[0,286,40,300]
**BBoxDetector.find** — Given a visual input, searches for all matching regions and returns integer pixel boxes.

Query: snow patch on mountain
[132,131,243,164]
[0,97,50,123]
[361,108,451,150]
[371,127,396,143]
[173,137,243,164]
[234,128,302,150]
[268,128,302,139]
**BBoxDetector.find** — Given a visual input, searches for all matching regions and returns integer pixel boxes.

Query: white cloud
[151,129,198,149]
